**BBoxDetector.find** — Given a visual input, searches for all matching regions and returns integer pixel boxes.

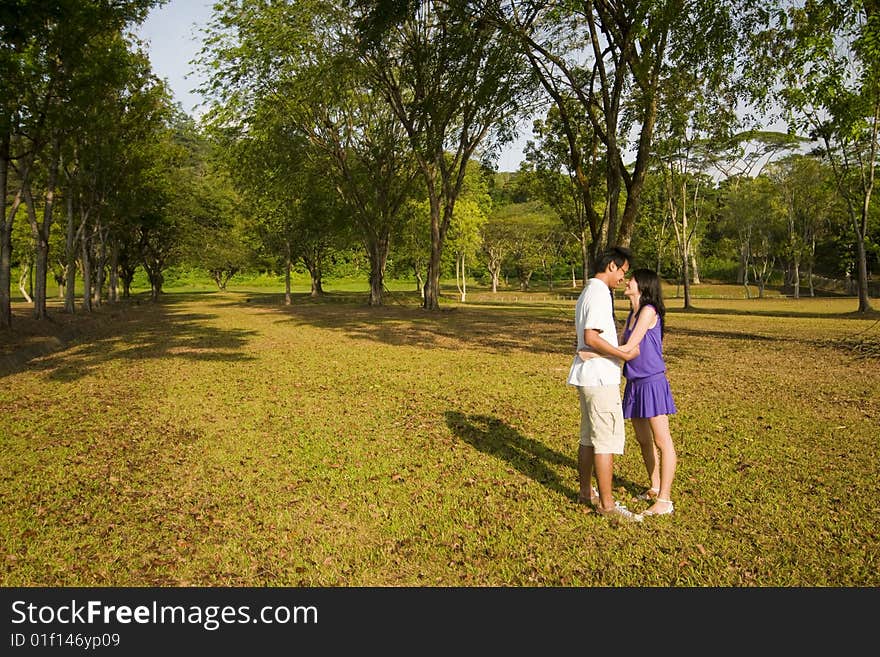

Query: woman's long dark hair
[632,268,666,338]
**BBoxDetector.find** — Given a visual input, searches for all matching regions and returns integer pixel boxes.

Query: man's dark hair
[592,246,633,276]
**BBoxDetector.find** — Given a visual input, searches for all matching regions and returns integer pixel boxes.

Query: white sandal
[637,487,659,501]
[642,498,674,517]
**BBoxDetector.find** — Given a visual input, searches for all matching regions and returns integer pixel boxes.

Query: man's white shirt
[566,277,622,387]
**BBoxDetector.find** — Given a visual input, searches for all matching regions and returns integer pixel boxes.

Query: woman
[580,268,677,516]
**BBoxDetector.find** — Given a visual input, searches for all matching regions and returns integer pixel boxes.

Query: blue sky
[135,1,528,171]
[135,1,214,117]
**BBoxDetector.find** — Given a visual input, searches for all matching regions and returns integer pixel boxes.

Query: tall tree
[354,1,538,309]
[766,154,838,297]
[521,101,599,282]
[756,0,879,312]
[200,0,420,306]
[481,0,751,263]
[651,62,738,308]
[0,0,159,327]
[445,160,493,301]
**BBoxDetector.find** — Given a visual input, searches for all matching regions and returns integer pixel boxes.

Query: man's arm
[581,328,639,361]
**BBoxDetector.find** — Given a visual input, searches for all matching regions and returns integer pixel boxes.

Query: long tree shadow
[666,304,878,321]
[0,295,257,381]
[232,290,574,355]
[444,411,638,504]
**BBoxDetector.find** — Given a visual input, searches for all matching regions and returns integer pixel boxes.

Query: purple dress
[621,305,677,419]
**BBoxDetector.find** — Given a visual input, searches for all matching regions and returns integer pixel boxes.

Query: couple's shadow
[444,411,638,503]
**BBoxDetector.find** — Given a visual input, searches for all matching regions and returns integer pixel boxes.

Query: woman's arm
[621,305,657,350]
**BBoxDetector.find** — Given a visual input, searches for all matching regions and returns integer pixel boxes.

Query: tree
[200,0,420,306]
[758,0,879,312]
[481,0,752,262]
[183,161,253,291]
[630,173,676,276]
[135,110,203,302]
[445,160,493,301]
[481,211,517,293]
[711,130,804,285]
[766,154,838,297]
[355,1,538,309]
[0,0,159,326]
[718,174,786,298]
[61,38,169,311]
[521,102,599,282]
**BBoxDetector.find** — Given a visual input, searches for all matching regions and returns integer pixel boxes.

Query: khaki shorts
[577,384,625,454]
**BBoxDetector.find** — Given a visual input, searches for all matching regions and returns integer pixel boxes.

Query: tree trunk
[854,179,874,312]
[455,253,466,302]
[149,268,163,301]
[284,241,292,306]
[581,235,590,285]
[413,262,424,299]
[689,248,700,285]
[64,192,77,313]
[460,253,467,302]
[93,222,107,308]
[18,263,32,303]
[1,135,29,328]
[307,258,323,297]
[28,135,60,319]
[81,226,92,312]
[855,236,872,312]
[24,188,48,318]
[109,241,119,303]
[0,133,9,329]
[367,233,389,307]
[681,246,691,309]
[423,199,443,310]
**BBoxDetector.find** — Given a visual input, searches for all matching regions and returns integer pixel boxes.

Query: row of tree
[2,0,174,327]
[195,0,877,311]
[3,0,878,329]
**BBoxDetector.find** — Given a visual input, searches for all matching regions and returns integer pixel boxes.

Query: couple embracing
[567,246,677,523]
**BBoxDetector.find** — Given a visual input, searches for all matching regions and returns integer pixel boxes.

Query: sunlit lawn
[1,281,878,586]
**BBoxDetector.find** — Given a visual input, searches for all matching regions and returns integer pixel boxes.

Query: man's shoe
[597,501,643,523]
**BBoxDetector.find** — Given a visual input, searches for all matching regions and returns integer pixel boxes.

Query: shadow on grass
[444,411,638,503]
[666,304,880,321]
[0,294,258,381]
[232,290,573,355]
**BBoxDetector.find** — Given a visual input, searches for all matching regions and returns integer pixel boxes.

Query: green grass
[1,285,878,586]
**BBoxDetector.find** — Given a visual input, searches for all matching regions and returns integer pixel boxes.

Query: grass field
[1,282,878,586]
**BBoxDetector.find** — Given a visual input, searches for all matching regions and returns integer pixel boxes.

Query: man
[567,246,642,522]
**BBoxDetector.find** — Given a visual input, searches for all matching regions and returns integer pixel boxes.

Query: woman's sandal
[642,498,674,517]
[637,487,660,501]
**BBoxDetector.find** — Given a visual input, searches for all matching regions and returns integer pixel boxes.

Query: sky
[135,0,529,172]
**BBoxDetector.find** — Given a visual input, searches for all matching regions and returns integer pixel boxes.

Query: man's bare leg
[594,453,615,510]
[578,444,595,503]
